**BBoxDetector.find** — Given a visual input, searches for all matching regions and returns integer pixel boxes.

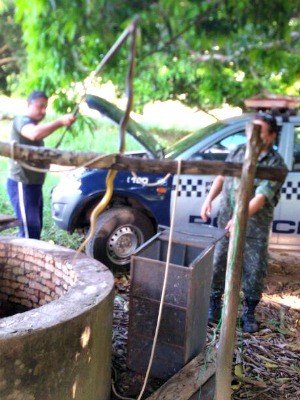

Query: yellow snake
[76,18,137,259]
[76,169,117,256]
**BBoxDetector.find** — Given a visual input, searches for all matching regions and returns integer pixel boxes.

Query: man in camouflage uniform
[201,113,287,332]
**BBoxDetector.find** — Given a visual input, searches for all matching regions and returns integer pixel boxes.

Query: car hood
[86,94,164,159]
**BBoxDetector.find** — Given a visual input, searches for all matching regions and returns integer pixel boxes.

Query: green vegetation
[1,0,300,115]
[1,0,300,247]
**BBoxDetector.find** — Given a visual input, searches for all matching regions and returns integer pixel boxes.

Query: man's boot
[208,296,222,323]
[243,300,259,333]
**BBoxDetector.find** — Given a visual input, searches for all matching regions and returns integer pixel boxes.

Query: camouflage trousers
[210,235,268,302]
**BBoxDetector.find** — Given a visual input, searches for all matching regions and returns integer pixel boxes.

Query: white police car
[51,95,300,270]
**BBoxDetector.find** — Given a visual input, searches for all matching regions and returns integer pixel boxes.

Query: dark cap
[255,112,278,133]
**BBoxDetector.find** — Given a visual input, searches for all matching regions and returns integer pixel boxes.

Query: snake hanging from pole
[77,17,139,256]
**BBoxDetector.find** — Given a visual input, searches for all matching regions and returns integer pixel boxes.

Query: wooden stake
[146,347,216,400]
[215,123,262,400]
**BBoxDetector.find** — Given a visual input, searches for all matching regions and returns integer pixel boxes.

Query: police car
[51,94,300,270]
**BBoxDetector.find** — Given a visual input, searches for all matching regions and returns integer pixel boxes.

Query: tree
[0,0,24,94]
[7,0,300,110]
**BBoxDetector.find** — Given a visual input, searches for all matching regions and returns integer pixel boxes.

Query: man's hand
[59,114,76,127]
[201,199,212,222]
[200,175,224,223]
[225,218,233,236]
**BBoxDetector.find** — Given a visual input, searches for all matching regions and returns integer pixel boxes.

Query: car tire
[85,207,155,271]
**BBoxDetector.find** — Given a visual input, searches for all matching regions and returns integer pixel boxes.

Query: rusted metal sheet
[127,224,225,380]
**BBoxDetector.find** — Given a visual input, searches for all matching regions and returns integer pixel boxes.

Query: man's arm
[21,114,76,141]
[200,175,224,222]
[225,193,266,231]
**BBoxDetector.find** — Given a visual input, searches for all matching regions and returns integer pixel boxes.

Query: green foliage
[0,0,24,94]
[3,0,300,113]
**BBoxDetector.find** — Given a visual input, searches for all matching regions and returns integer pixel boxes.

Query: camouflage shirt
[218,144,287,239]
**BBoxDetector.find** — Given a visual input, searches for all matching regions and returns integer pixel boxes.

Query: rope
[136,159,182,400]
[9,151,118,174]
[111,365,136,400]
[111,382,136,400]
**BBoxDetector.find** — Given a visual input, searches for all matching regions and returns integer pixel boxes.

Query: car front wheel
[85,207,155,271]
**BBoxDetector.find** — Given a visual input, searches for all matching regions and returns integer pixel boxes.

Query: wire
[136,159,182,400]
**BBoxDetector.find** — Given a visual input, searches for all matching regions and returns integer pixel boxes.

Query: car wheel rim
[107,225,144,265]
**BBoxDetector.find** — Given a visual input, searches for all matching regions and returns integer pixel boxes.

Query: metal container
[127,224,225,380]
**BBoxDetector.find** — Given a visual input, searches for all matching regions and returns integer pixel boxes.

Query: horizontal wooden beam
[0,141,287,182]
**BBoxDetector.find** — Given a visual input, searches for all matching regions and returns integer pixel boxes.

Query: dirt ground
[264,249,300,308]
[111,249,300,400]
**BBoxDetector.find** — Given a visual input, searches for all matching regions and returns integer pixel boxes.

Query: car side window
[292,127,300,171]
[190,131,246,161]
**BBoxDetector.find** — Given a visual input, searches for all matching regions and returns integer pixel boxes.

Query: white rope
[137,159,182,400]
[11,152,119,174]
[10,146,170,187]
[112,381,136,400]
[18,160,50,173]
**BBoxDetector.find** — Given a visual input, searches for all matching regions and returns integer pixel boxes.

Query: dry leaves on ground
[111,251,300,400]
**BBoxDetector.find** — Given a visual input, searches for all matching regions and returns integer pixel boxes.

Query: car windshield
[164,121,227,159]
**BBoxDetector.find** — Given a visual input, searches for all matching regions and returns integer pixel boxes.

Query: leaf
[265,362,278,370]
[257,354,277,363]
[231,364,244,391]
[276,378,291,384]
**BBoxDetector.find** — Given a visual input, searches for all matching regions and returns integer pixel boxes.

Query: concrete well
[0,237,114,400]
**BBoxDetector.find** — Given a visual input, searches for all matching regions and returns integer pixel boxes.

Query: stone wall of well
[0,237,114,400]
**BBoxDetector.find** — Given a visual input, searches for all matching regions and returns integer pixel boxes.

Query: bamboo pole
[0,141,287,182]
[215,123,262,400]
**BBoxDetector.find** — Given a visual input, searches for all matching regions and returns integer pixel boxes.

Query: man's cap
[255,112,278,133]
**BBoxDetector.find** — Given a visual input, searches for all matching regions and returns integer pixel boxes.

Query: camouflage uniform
[211,144,287,302]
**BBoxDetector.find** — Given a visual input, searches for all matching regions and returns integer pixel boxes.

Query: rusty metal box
[127,224,225,380]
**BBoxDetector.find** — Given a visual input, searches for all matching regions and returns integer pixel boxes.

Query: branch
[0,44,9,55]
[0,141,287,183]
[141,3,216,61]
[0,56,16,67]
[191,31,300,64]
[0,114,14,121]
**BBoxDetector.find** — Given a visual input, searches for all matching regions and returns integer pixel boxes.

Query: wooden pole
[0,141,287,182]
[215,123,262,400]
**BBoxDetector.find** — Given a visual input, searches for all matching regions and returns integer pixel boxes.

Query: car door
[271,121,300,248]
